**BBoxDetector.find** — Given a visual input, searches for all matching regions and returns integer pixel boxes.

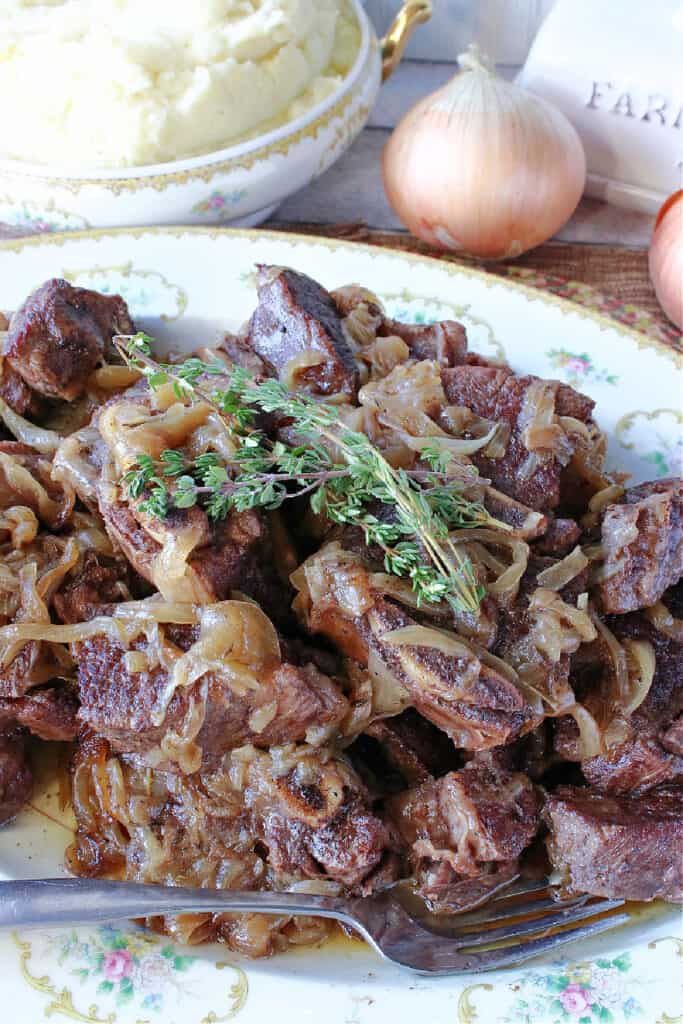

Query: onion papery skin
[382,61,587,260]
[649,190,683,330]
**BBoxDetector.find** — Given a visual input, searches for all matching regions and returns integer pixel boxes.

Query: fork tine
[429,893,587,930]
[455,909,630,974]
[452,899,622,949]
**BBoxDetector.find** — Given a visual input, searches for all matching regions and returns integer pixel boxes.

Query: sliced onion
[536,546,589,591]
[282,350,326,390]
[381,624,473,659]
[621,638,656,714]
[367,648,412,717]
[569,703,604,759]
[645,601,683,641]
[590,610,630,711]
[0,397,62,454]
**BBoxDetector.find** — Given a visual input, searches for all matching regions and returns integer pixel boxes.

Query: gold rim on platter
[1,224,680,367]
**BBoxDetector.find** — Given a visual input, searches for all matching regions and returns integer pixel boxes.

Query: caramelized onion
[282,350,326,390]
[0,397,62,454]
[621,638,656,714]
[590,610,630,712]
[645,601,683,641]
[569,703,604,759]
[536,546,588,591]
[382,623,473,660]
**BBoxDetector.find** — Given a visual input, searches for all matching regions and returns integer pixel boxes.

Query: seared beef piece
[366,599,537,749]
[353,710,462,795]
[295,545,539,749]
[54,552,131,624]
[0,686,79,741]
[388,762,539,887]
[556,608,683,793]
[216,333,269,376]
[242,746,396,891]
[483,487,548,540]
[663,716,683,755]
[246,266,358,397]
[376,317,467,368]
[415,860,520,913]
[74,628,348,768]
[544,784,683,902]
[101,499,290,622]
[598,479,683,614]
[534,517,581,556]
[0,731,32,824]
[0,362,46,420]
[6,279,134,402]
[442,366,596,511]
[369,709,461,780]
[0,441,74,529]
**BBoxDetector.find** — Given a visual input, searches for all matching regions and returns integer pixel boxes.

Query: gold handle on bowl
[380,1,432,82]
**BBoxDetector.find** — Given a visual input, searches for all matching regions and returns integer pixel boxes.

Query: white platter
[0,228,681,1024]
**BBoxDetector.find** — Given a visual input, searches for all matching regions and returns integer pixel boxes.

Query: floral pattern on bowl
[192,190,249,218]
[62,261,187,321]
[546,348,619,387]
[0,196,90,233]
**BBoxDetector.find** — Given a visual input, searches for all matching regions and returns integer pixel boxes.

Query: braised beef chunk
[247,266,357,396]
[54,552,131,624]
[598,479,683,613]
[248,751,395,890]
[0,731,32,824]
[388,762,539,910]
[101,499,289,623]
[6,279,134,401]
[74,620,348,768]
[534,517,581,557]
[377,317,467,368]
[0,362,45,419]
[544,784,683,902]
[0,686,79,742]
[560,608,683,794]
[442,366,597,511]
[366,598,537,749]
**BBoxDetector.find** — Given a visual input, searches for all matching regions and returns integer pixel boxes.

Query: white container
[519,0,683,213]
[0,1,430,232]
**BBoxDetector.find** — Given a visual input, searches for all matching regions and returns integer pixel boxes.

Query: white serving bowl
[0,1,430,233]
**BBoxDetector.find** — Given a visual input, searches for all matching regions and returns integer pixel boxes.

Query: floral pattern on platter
[0,197,90,233]
[192,190,248,218]
[546,348,619,387]
[62,261,188,322]
[57,925,196,1011]
[615,408,683,480]
[13,925,248,1022]
[502,953,644,1023]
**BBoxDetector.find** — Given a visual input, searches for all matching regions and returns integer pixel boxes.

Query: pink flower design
[103,949,133,983]
[559,983,592,1015]
[567,357,589,374]
[209,194,226,209]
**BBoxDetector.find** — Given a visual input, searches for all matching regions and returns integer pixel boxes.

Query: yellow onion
[649,190,683,330]
[382,46,586,259]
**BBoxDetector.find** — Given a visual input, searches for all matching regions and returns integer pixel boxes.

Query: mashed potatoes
[0,0,360,168]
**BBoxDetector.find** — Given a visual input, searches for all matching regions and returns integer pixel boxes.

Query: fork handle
[0,878,351,931]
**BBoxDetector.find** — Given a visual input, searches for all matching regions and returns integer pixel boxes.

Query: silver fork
[0,878,629,975]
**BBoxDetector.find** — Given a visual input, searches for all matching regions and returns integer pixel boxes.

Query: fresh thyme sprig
[114,333,502,614]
